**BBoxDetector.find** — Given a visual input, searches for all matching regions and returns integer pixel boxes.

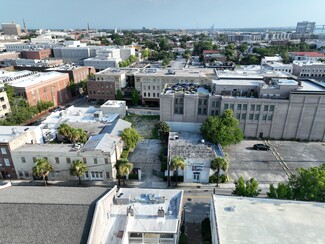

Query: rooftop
[0,126,39,143]
[212,195,325,244]
[169,132,219,159]
[299,80,325,91]
[83,133,121,154]
[9,71,68,88]
[292,51,325,57]
[163,83,210,95]
[101,188,183,244]
[0,186,108,244]
[212,79,264,86]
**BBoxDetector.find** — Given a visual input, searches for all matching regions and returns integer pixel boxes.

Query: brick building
[9,71,71,106]
[21,49,52,60]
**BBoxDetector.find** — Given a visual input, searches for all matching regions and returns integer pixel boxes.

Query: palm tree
[32,158,54,186]
[170,156,185,186]
[58,123,69,138]
[210,157,228,187]
[115,159,133,186]
[70,160,87,185]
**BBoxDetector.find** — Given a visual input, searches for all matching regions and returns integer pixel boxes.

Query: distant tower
[87,23,90,32]
[23,19,28,35]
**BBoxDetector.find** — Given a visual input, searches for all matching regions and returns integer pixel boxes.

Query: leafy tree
[131,89,139,106]
[36,101,54,113]
[210,157,228,187]
[128,55,138,64]
[201,109,244,147]
[121,128,141,150]
[141,48,150,59]
[267,164,325,202]
[156,121,170,141]
[70,160,87,185]
[115,159,133,186]
[170,156,185,186]
[116,89,123,100]
[232,176,261,197]
[238,43,248,53]
[32,158,54,186]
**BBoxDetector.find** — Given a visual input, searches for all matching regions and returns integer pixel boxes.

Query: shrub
[209,175,218,183]
[219,174,227,183]
[121,148,130,159]
[161,162,167,171]
[128,173,138,180]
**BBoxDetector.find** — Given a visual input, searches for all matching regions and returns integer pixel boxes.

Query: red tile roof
[203,50,220,54]
[292,52,325,57]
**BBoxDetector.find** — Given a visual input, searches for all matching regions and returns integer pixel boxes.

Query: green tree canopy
[210,157,228,186]
[121,128,141,150]
[32,158,54,186]
[58,123,88,144]
[131,89,139,106]
[156,121,170,141]
[232,176,261,197]
[170,156,185,185]
[115,159,133,186]
[201,109,244,147]
[267,164,325,202]
[116,89,123,100]
[70,160,87,185]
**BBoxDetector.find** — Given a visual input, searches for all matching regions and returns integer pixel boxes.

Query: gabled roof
[292,52,325,57]
[0,186,108,244]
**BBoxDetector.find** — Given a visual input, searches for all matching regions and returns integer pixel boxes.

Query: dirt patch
[124,114,159,139]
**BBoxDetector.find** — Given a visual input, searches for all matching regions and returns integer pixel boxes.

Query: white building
[1,22,22,36]
[11,133,123,181]
[210,195,325,244]
[293,60,325,79]
[88,186,184,244]
[120,47,136,60]
[290,51,325,62]
[100,100,127,118]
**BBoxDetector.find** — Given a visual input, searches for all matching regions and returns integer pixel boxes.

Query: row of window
[198,99,208,106]
[300,74,325,77]
[143,92,160,98]
[235,113,273,121]
[18,170,110,180]
[143,85,160,90]
[89,91,114,95]
[224,103,275,112]
[21,157,109,165]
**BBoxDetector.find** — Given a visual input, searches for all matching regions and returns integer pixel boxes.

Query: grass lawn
[124,114,160,139]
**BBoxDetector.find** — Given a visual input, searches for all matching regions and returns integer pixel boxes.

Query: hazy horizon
[1,0,325,30]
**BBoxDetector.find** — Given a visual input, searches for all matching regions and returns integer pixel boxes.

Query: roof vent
[224,206,236,212]
[158,207,165,217]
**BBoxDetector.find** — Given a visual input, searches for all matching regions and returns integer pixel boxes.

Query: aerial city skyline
[1,0,325,29]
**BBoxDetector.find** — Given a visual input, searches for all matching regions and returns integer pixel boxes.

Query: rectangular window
[270,105,274,111]
[241,113,246,120]
[243,104,247,111]
[211,110,215,116]
[215,101,220,108]
[1,148,7,154]
[236,113,240,120]
[83,158,87,164]
[4,158,10,166]
[237,104,242,110]
[2,105,7,110]
[106,172,110,179]
[268,115,273,121]
[153,93,156,97]
[256,105,261,111]
[230,104,234,110]
[175,98,178,104]
[203,99,207,106]
[55,157,60,164]
[18,171,23,177]
[249,114,254,120]
[251,104,255,111]
[66,158,71,164]
[24,171,29,177]
[148,93,150,97]
[105,158,109,164]
[198,107,202,114]
[212,101,216,107]
[157,93,159,97]
[262,115,267,121]
[143,92,146,97]
[264,105,269,111]
[198,99,202,105]
[255,114,260,120]
[215,110,219,116]
[21,157,26,163]
[94,158,98,164]
[203,108,207,115]
[224,104,229,110]
[84,172,89,179]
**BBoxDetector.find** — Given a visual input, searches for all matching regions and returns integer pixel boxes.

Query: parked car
[253,144,270,151]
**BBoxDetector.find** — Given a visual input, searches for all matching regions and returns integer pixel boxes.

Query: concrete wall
[87,186,117,244]
[166,122,201,133]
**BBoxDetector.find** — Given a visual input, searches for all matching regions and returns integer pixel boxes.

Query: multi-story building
[8,71,71,106]
[11,133,123,181]
[263,62,293,74]
[4,43,59,52]
[0,84,11,117]
[46,64,95,83]
[100,100,127,118]
[0,126,43,179]
[0,52,19,62]
[1,22,22,36]
[120,47,136,60]
[88,69,127,104]
[88,186,184,244]
[21,49,52,59]
[160,78,325,141]
[296,21,316,35]
[292,61,325,80]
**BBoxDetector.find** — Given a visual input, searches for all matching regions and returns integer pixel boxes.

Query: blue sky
[1,0,325,29]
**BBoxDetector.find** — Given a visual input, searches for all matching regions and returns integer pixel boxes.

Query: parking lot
[225,140,325,184]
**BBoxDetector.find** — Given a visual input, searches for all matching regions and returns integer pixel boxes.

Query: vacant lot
[225,140,325,184]
[124,114,159,139]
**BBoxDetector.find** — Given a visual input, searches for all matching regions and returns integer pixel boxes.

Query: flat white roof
[0,126,39,143]
[212,79,264,86]
[9,71,67,88]
[212,195,325,244]
[300,80,325,91]
[103,188,183,244]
